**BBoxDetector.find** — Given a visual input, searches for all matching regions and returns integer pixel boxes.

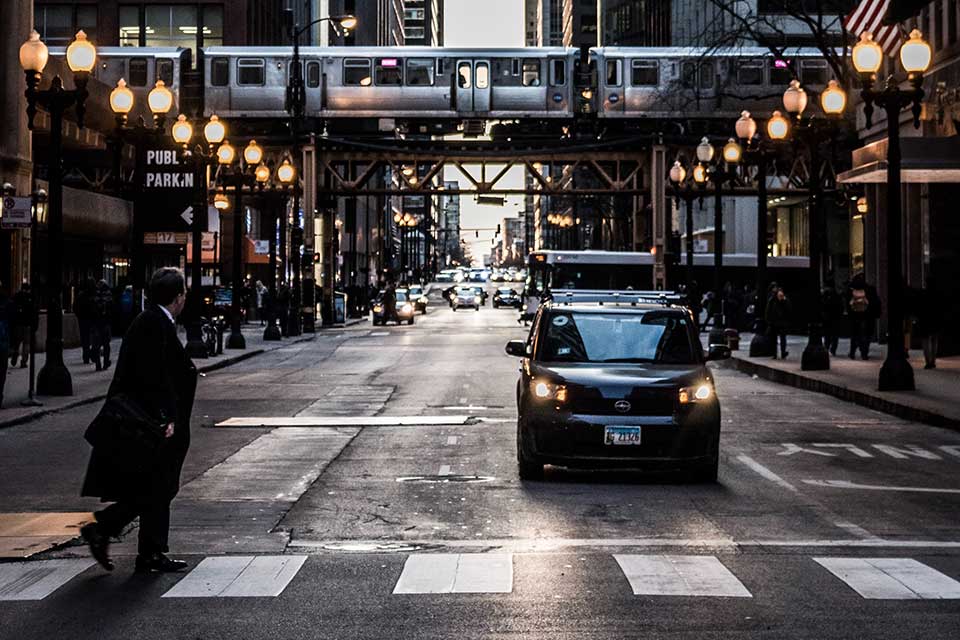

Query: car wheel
[517,423,544,481]
[452,307,457,312]
[475,305,480,311]
[408,318,414,325]
[690,453,719,483]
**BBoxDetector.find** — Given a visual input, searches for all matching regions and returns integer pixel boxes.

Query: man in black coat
[80,267,198,573]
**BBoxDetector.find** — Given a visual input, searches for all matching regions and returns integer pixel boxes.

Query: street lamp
[668,160,707,302]
[171,113,229,358]
[852,28,932,391]
[255,158,298,341]
[20,29,96,396]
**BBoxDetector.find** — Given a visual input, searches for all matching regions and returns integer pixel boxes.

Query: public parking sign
[1,196,32,228]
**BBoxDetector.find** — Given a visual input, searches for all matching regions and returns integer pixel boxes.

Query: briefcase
[84,394,166,464]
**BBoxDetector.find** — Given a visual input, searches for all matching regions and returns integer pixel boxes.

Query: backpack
[850,288,869,313]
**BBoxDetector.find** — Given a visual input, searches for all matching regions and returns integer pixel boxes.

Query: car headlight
[373,305,383,313]
[453,296,459,303]
[679,383,713,404]
[533,381,567,403]
[401,304,412,313]
[419,296,428,303]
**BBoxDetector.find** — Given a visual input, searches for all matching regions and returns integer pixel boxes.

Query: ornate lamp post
[20,30,96,396]
[668,160,707,302]
[171,113,227,357]
[852,29,932,391]
[109,78,174,309]
[256,158,296,341]
[775,77,848,371]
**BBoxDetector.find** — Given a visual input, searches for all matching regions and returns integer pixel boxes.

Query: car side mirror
[505,340,528,357]
[706,344,731,361]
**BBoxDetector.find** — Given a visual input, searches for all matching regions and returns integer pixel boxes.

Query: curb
[725,355,960,431]
[0,336,315,430]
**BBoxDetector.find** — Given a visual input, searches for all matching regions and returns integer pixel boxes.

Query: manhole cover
[395,475,496,484]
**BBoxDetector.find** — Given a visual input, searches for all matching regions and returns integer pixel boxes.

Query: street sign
[254,240,270,255]
[202,231,216,250]
[144,149,194,189]
[144,231,189,245]
[1,196,32,228]
[181,206,194,226]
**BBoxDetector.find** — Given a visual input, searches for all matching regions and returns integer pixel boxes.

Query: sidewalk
[0,325,314,429]
[721,333,960,428]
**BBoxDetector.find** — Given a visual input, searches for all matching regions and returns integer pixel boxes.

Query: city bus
[521,251,656,322]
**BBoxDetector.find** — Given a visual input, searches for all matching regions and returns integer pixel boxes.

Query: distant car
[472,285,488,306]
[451,286,480,311]
[436,270,457,283]
[493,287,521,309]
[505,296,730,481]
[371,289,416,325]
[408,285,429,313]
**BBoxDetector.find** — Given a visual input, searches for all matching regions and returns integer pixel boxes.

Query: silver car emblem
[614,400,631,413]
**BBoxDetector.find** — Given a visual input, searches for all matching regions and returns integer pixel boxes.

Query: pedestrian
[91,280,114,371]
[255,280,266,326]
[820,278,844,357]
[10,283,36,368]
[0,282,13,408]
[277,283,290,336]
[915,275,943,370]
[80,267,198,573]
[846,272,881,361]
[765,287,792,359]
[384,281,398,323]
[76,278,97,365]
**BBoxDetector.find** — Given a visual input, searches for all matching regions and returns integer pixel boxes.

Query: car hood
[531,361,708,391]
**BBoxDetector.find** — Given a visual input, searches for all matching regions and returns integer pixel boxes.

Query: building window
[118,4,223,53]
[119,6,141,46]
[35,4,98,45]
[631,60,659,86]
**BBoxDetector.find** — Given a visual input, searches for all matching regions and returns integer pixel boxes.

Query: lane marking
[872,444,941,460]
[940,445,960,459]
[803,479,960,494]
[833,521,880,541]
[777,443,835,457]
[614,555,752,598]
[216,416,470,427]
[162,556,307,598]
[441,406,488,411]
[0,559,94,601]
[393,554,513,594]
[289,538,960,551]
[814,557,960,599]
[438,465,452,476]
[446,436,460,445]
[736,455,798,492]
[812,443,874,458]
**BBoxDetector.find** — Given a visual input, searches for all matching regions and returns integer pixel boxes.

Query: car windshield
[498,288,514,294]
[457,287,475,295]
[408,287,423,296]
[396,291,408,302]
[539,311,697,364]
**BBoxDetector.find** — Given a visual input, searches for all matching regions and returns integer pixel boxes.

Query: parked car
[493,287,522,309]
[505,293,730,481]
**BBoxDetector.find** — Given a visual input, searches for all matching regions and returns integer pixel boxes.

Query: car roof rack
[549,289,687,307]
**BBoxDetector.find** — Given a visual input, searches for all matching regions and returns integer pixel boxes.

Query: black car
[493,287,521,309]
[505,295,730,482]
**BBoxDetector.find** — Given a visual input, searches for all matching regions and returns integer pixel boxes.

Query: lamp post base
[263,320,282,341]
[878,354,915,391]
[801,325,830,371]
[707,317,726,347]
[36,362,72,397]
[748,325,775,357]
[226,329,246,350]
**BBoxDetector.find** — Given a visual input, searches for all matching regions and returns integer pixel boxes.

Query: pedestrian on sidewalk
[255,280,266,326]
[0,283,13,408]
[915,275,943,370]
[846,273,881,361]
[765,287,792,359]
[76,278,97,365]
[10,283,36,368]
[91,280,114,371]
[80,267,198,574]
[820,277,844,357]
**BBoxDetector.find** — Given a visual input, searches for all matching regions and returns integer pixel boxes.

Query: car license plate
[604,426,641,446]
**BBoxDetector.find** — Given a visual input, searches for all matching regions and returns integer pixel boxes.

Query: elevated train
[51,45,836,132]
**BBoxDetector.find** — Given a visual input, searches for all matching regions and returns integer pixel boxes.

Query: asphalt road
[2,285,959,639]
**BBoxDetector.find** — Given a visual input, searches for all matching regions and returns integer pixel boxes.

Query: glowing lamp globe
[820,80,846,115]
[900,29,932,75]
[692,164,708,184]
[172,115,193,145]
[852,32,883,75]
[782,80,807,116]
[110,79,135,115]
[722,138,742,164]
[277,160,296,184]
[243,140,264,166]
[204,115,226,145]
[735,111,757,141]
[20,31,49,73]
[217,140,236,165]
[766,110,790,140]
[148,80,174,114]
[696,137,715,163]
[66,30,96,73]
[669,162,686,184]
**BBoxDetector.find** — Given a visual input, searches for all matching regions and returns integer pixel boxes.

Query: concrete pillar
[651,145,667,289]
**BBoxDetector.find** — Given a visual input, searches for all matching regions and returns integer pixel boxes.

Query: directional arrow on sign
[181,206,194,226]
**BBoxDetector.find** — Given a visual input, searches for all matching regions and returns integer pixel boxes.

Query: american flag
[844,0,903,56]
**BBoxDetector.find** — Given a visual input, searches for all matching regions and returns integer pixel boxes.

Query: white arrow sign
[181,206,194,226]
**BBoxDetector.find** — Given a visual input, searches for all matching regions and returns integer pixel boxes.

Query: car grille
[569,389,675,417]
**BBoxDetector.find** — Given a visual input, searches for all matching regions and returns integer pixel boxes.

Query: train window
[512,59,521,76]
[737,60,764,86]
[406,58,434,86]
[436,59,445,75]
[476,63,490,89]
[157,59,174,86]
[307,61,321,88]
[550,59,566,86]
[522,60,541,87]
[769,59,794,86]
[681,61,697,88]
[457,62,472,89]
[699,62,715,89]
[375,58,403,86]
[344,59,372,86]
[606,59,622,87]
[631,60,658,86]
[800,59,828,86]
[211,57,229,86]
[128,58,148,87]
[237,59,265,86]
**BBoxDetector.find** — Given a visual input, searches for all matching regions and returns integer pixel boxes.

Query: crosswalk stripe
[614,555,752,597]
[0,559,93,601]
[814,557,960,599]
[393,554,513,594]
[162,555,307,598]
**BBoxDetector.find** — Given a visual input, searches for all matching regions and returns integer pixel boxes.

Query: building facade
[600,0,671,46]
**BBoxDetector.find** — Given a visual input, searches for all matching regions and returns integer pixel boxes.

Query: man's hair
[148,267,185,306]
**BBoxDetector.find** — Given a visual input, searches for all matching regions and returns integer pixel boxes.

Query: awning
[837,136,960,184]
